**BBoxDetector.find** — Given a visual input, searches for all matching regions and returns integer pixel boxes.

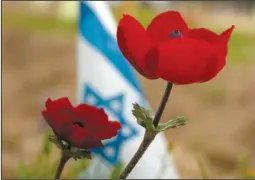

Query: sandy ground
[2,3,255,179]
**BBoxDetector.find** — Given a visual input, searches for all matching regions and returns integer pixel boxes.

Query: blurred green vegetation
[2,12,77,36]
[109,162,124,179]
[16,131,255,179]
[237,154,255,179]
[3,6,255,65]
[15,131,127,179]
[196,156,209,179]
[16,131,89,179]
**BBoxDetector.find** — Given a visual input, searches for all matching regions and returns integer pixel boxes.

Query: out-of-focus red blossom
[117,11,235,84]
[42,97,121,149]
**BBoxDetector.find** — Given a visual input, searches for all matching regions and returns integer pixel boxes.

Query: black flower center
[169,30,183,38]
[73,122,84,128]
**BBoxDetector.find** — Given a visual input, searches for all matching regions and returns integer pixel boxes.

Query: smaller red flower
[42,97,121,149]
[117,11,235,84]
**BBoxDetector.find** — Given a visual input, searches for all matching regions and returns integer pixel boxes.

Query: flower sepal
[49,134,92,160]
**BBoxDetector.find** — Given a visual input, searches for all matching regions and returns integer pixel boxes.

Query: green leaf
[156,116,188,132]
[132,103,155,132]
[132,103,188,135]
[109,162,124,179]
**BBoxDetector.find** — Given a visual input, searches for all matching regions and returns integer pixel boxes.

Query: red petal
[92,109,121,132]
[219,25,235,44]
[42,97,74,136]
[74,104,105,128]
[188,25,235,45]
[110,121,122,130]
[147,11,189,45]
[200,26,234,82]
[67,125,103,149]
[45,98,53,108]
[44,97,74,121]
[91,121,121,140]
[73,105,121,140]
[42,98,121,149]
[199,51,225,82]
[45,97,73,110]
[75,103,98,114]
[152,37,219,84]
[188,28,220,44]
[83,140,104,149]
[117,14,157,79]
[42,110,72,138]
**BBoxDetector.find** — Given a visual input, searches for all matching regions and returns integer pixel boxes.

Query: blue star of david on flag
[83,85,139,165]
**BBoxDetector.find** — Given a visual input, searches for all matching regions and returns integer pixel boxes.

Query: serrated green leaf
[132,103,155,132]
[109,162,124,179]
[156,116,188,132]
[132,103,152,124]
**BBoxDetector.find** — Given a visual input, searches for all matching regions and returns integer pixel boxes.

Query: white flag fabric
[77,1,179,179]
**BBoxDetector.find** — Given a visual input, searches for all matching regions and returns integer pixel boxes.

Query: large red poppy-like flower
[42,97,121,149]
[117,11,235,84]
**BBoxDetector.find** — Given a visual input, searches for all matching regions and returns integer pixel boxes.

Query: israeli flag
[77,1,179,179]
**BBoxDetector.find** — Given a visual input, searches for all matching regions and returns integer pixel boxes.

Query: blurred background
[2,1,255,179]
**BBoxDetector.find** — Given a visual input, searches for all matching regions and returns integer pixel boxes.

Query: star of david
[83,85,138,165]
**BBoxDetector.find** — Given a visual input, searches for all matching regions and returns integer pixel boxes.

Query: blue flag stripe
[79,2,143,94]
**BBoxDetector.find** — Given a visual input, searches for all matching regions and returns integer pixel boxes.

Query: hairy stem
[153,82,173,127]
[118,82,173,179]
[54,152,71,179]
[119,132,153,179]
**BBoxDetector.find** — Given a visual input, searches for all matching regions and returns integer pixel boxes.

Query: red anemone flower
[42,97,121,149]
[117,11,235,84]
